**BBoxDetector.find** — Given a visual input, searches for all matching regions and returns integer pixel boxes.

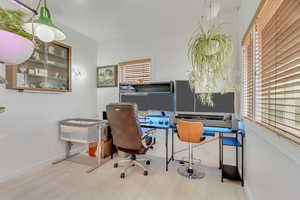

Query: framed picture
[97,65,118,88]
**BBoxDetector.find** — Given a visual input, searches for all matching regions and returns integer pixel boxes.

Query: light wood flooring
[0,134,246,200]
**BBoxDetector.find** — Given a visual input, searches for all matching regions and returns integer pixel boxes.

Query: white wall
[97,12,241,116]
[0,25,98,182]
[239,1,300,200]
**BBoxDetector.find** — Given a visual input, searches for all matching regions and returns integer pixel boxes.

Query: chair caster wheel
[120,173,125,179]
[114,163,118,168]
[144,171,148,176]
[132,164,135,167]
[146,160,151,165]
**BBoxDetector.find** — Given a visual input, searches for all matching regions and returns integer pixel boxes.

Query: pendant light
[23,0,66,43]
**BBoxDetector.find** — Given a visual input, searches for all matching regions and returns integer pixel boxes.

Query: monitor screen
[195,92,235,113]
[175,80,235,113]
[120,93,175,111]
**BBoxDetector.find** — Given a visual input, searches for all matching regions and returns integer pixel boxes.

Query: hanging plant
[0,8,33,40]
[188,24,233,106]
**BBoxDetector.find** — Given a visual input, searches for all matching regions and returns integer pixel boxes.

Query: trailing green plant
[0,8,33,40]
[188,24,233,106]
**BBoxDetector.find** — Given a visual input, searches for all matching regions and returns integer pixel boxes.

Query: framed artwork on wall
[97,65,118,88]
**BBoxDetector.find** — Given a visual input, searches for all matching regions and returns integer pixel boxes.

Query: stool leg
[188,143,192,170]
[177,142,205,179]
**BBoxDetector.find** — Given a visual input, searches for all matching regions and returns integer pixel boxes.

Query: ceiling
[2,0,241,43]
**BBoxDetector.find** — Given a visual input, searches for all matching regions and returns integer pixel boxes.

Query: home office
[0,0,299,200]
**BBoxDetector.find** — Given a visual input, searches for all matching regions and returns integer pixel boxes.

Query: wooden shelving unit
[6,41,72,92]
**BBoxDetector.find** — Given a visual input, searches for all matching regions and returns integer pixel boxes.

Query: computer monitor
[175,80,235,113]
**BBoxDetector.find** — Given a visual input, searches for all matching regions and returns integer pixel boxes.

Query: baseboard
[0,147,85,183]
[244,181,253,200]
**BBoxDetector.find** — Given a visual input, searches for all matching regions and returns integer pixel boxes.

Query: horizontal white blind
[119,59,151,84]
[255,0,300,140]
[242,32,254,119]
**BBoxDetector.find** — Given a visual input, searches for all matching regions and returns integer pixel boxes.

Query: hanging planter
[188,24,233,106]
[0,8,34,65]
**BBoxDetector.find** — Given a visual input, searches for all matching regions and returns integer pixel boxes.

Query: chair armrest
[142,129,156,148]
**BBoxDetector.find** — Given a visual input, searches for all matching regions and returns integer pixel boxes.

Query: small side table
[220,129,245,186]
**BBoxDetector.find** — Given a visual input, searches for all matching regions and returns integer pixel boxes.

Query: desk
[140,124,233,172]
[169,124,244,185]
[141,124,172,171]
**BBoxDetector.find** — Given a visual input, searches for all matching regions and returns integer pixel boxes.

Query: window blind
[242,32,254,119]
[254,0,300,140]
[119,59,151,84]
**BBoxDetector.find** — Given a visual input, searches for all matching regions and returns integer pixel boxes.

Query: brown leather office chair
[106,103,155,179]
[177,120,206,179]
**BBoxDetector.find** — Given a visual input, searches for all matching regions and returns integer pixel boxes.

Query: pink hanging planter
[0,30,34,65]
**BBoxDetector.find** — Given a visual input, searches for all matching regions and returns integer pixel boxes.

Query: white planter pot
[0,30,34,65]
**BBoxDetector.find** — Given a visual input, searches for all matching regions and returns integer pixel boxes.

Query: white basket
[59,119,104,144]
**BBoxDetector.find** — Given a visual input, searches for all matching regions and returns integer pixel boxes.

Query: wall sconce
[72,66,83,79]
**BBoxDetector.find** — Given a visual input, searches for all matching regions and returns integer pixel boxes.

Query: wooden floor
[0,137,246,200]
[0,134,245,200]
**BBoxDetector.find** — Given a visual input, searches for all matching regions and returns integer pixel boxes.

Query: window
[242,32,254,119]
[242,0,300,143]
[119,59,151,84]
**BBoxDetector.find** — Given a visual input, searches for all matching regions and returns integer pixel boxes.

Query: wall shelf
[6,41,72,93]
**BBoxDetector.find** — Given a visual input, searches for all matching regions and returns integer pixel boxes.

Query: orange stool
[177,120,206,179]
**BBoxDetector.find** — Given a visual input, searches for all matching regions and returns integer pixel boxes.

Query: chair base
[114,155,150,178]
[177,165,205,179]
[179,156,202,166]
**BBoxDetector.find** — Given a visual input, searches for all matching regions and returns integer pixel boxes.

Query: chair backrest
[177,120,204,143]
[106,103,143,150]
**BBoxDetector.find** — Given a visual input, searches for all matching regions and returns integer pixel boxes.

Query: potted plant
[0,8,34,64]
[188,24,233,106]
[0,107,5,113]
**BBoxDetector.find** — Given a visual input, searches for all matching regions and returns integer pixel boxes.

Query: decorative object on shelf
[32,52,40,60]
[188,0,233,106]
[48,46,55,54]
[23,0,66,43]
[0,8,34,64]
[97,65,118,88]
[28,68,35,75]
[0,75,7,85]
[39,81,51,88]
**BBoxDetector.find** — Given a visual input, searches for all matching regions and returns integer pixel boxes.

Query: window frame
[118,58,152,84]
[242,0,300,145]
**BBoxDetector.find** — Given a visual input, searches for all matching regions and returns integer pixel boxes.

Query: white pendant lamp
[23,0,66,43]
[0,30,34,65]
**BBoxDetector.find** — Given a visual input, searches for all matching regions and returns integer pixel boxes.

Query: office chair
[177,120,206,179]
[106,103,155,179]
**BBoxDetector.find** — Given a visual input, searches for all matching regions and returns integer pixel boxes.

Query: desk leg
[219,132,221,169]
[171,128,174,161]
[165,128,169,171]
